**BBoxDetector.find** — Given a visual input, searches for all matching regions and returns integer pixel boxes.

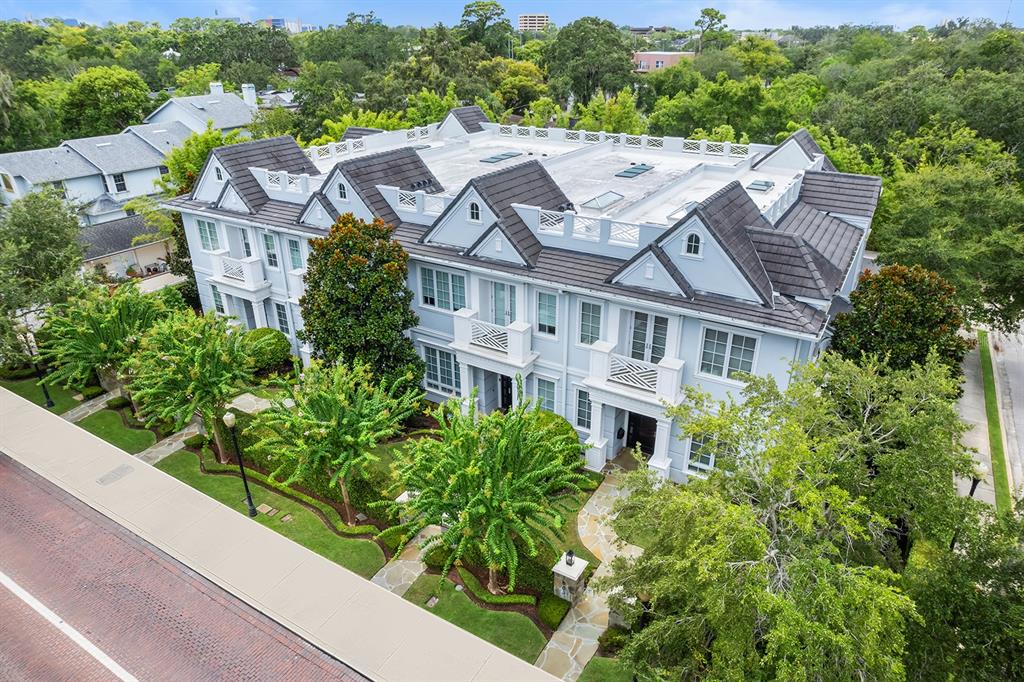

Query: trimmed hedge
[598,626,631,656]
[105,396,131,410]
[183,433,208,449]
[456,566,536,606]
[538,593,572,630]
[244,327,292,374]
[423,544,448,571]
[81,385,105,399]
[0,366,37,380]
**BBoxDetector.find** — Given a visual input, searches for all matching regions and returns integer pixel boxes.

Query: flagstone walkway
[135,424,202,465]
[370,526,441,596]
[61,388,119,423]
[535,473,641,681]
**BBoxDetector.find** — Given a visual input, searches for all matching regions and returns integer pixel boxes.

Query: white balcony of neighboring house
[209,249,271,295]
[584,340,685,406]
[450,307,537,370]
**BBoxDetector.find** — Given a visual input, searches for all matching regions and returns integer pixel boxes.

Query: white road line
[0,569,139,682]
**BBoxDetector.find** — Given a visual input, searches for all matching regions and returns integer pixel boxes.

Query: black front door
[626,413,658,455]
[499,375,513,411]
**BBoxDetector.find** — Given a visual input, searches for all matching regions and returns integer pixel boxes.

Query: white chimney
[241,83,257,108]
[209,81,224,96]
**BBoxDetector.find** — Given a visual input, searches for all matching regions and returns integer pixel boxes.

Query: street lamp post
[222,412,257,517]
[24,338,54,409]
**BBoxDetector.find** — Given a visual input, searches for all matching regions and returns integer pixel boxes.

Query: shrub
[515,539,560,593]
[183,433,208,449]
[0,365,37,380]
[81,385,105,399]
[598,626,631,656]
[243,327,292,374]
[538,409,585,465]
[423,544,448,571]
[106,396,131,410]
[456,566,536,605]
[347,466,395,515]
[539,593,572,629]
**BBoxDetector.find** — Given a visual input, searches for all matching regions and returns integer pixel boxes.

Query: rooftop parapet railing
[491,124,752,158]
[377,185,457,226]
[303,125,437,167]
[514,204,665,258]
[250,168,324,203]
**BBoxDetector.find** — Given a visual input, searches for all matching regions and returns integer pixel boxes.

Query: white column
[252,298,268,328]
[649,418,672,480]
[459,361,473,412]
[584,399,608,471]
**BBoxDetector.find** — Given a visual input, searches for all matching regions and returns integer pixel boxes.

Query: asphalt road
[0,454,370,682]
[990,327,1023,494]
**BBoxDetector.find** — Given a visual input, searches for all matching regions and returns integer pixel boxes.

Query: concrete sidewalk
[957,346,998,506]
[0,388,553,682]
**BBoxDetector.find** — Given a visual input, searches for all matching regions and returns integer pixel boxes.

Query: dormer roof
[336,147,444,225]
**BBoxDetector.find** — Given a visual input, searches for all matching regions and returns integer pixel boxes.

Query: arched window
[338,183,347,200]
[214,166,223,182]
[685,232,702,256]
[468,201,481,222]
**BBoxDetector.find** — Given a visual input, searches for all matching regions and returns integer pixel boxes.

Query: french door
[628,311,668,363]
[490,282,517,326]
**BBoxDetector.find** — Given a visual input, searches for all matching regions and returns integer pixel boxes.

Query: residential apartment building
[518,14,550,32]
[167,107,880,483]
[633,51,695,72]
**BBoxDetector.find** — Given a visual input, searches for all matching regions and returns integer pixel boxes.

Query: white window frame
[534,375,557,412]
[423,345,462,396]
[215,166,224,182]
[287,238,303,270]
[211,284,225,314]
[686,434,714,474]
[536,290,558,337]
[337,182,348,201]
[655,60,665,68]
[419,265,467,312]
[577,299,603,347]
[112,173,127,193]
[682,231,703,258]
[275,302,290,335]
[262,232,279,269]
[196,219,220,252]
[467,201,481,223]
[240,228,252,258]
[696,324,761,384]
[575,388,592,432]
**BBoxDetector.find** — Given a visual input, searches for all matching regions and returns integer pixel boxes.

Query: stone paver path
[61,388,119,423]
[135,424,202,465]
[535,473,641,681]
[370,526,441,597]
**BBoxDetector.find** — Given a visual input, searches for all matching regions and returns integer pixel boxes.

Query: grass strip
[978,330,1012,512]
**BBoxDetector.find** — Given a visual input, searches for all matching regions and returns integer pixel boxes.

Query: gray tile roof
[774,200,862,276]
[146,92,254,130]
[341,127,383,141]
[62,133,166,175]
[338,147,444,226]
[78,214,153,260]
[688,182,775,305]
[447,106,490,133]
[82,192,128,216]
[747,227,842,299]
[753,128,837,172]
[0,146,98,183]
[201,136,318,211]
[799,170,882,218]
[123,121,193,156]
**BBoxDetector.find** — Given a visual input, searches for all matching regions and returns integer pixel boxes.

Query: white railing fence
[494,125,753,159]
[221,258,245,281]
[609,353,659,392]
[470,319,509,353]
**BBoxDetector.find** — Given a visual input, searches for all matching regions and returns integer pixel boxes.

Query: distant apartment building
[518,14,550,32]
[633,51,695,73]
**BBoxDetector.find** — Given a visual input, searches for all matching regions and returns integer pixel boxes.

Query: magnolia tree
[381,384,586,594]
[130,311,264,460]
[248,360,422,524]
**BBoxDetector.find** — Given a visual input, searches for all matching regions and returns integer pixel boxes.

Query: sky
[2,0,1021,31]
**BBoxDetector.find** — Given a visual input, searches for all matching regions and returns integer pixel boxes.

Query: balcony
[450,308,536,369]
[586,340,684,405]
[210,250,270,295]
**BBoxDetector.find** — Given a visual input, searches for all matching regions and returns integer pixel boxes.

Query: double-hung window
[263,233,279,268]
[424,346,461,395]
[575,389,592,430]
[211,285,225,314]
[420,267,466,311]
[113,173,127,193]
[699,328,757,379]
[687,434,714,473]
[536,378,555,411]
[197,219,219,251]
[275,302,290,334]
[579,301,602,345]
[537,292,557,335]
[287,239,302,270]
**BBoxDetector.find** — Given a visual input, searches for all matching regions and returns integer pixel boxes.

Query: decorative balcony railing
[587,340,684,404]
[494,124,753,158]
[212,251,268,292]
[452,308,533,366]
[378,185,456,226]
[470,319,509,352]
[608,353,659,392]
[516,205,664,256]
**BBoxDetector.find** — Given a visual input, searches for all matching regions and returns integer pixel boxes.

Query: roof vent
[96,142,112,147]
[746,179,775,192]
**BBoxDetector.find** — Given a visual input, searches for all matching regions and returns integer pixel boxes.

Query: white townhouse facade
[166,106,881,483]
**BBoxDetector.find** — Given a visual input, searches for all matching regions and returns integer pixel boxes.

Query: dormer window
[215,166,223,182]
[685,232,702,257]
[338,183,348,200]
[468,201,481,223]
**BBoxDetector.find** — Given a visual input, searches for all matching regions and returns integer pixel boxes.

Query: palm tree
[248,360,422,525]
[383,382,586,594]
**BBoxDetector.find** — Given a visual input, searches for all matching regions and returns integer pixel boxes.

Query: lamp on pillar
[565,549,575,566]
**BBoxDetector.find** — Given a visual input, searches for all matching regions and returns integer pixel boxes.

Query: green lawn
[0,376,78,414]
[156,450,386,578]
[578,656,631,682]
[403,574,547,662]
[77,409,157,454]
[978,330,1012,512]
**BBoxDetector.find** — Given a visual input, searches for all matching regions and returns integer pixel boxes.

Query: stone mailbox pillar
[552,551,589,603]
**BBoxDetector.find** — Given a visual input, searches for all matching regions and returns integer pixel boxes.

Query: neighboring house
[633,51,695,72]
[166,108,881,484]
[78,214,172,280]
[143,82,257,134]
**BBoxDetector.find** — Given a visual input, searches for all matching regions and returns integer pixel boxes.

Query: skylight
[746,179,776,192]
[615,163,653,178]
[480,151,523,164]
[581,191,624,210]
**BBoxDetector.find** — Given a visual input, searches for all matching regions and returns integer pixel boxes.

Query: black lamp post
[951,463,989,551]
[223,412,257,517]
[25,339,54,408]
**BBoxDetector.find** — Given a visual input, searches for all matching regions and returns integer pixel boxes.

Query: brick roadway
[0,453,370,682]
